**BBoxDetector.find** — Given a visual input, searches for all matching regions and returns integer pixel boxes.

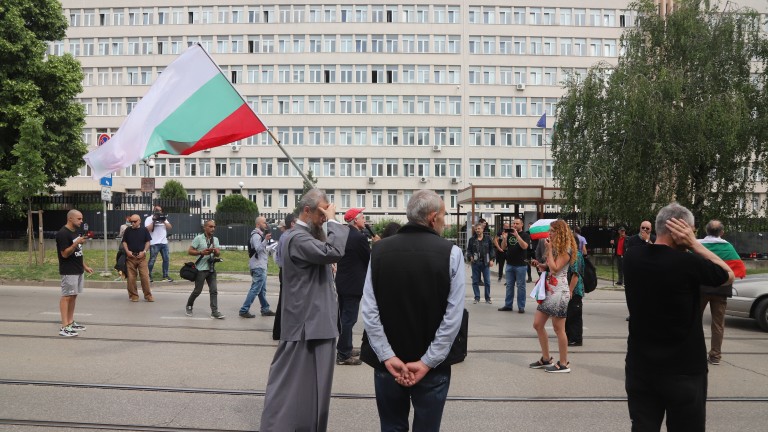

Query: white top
[144,215,169,245]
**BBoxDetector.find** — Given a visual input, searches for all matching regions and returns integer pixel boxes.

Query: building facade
[54,0,767,218]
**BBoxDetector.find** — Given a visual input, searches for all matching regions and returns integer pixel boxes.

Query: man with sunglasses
[122,214,153,302]
[623,221,655,321]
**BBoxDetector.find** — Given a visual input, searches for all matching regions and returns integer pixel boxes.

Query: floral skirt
[536,289,570,318]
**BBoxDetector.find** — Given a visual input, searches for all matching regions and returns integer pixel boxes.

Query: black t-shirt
[122,226,152,253]
[625,245,728,375]
[504,231,530,266]
[56,226,84,275]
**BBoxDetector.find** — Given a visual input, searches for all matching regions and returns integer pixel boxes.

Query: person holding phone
[55,210,94,337]
[498,217,530,313]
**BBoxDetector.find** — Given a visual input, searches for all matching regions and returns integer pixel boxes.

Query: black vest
[360,223,453,369]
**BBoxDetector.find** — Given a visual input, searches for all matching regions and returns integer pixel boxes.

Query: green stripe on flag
[144,74,243,156]
[702,242,741,261]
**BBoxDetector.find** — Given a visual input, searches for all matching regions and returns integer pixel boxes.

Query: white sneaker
[59,326,78,337]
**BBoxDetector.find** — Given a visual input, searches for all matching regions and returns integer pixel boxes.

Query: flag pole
[195,43,311,186]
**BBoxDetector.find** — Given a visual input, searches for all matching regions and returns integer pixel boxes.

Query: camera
[153,212,167,222]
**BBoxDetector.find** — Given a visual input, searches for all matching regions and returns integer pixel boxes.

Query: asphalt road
[1,272,767,431]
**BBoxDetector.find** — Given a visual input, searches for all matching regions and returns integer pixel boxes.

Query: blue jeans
[373,367,451,432]
[336,294,361,359]
[504,264,528,311]
[471,261,491,301]
[148,243,170,278]
[240,268,270,314]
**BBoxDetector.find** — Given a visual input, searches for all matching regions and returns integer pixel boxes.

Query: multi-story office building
[54,1,767,217]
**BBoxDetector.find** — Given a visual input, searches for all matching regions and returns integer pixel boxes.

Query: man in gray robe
[260,189,349,432]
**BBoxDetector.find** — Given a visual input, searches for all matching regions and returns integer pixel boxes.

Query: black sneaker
[239,312,256,318]
[261,310,276,316]
[211,311,225,319]
[529,356,554,369]
[545,361,571,373]
[163,277,174,282]
[498,307,512,311]
[336,357,362,366]
[568,341,582,347]
[708,356,721,365]
[185,306,193,316]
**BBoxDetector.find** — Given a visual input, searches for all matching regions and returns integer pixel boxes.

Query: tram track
[2,379,767,403]
[0,418,244,432]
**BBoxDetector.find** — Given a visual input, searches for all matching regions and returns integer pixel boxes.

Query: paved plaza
[1,271,766,431]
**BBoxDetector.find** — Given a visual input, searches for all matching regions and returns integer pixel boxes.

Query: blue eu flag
[536,113,547,128]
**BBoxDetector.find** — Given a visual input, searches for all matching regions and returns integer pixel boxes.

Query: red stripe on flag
[726,259,747,279]
[180,104,266,155]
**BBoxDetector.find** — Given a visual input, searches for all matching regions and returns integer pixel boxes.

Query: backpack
[582,256,598,293]
[247,230,262,258]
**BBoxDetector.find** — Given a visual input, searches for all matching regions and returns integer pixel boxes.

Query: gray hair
[655,203,694,236]
[705,219,724,237]
[297,188,327,212]
[406,189,443,226]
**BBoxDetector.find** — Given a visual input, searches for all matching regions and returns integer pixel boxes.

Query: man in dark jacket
[335,207,371,366]
[466,222,495,304]
[361,189,465,432]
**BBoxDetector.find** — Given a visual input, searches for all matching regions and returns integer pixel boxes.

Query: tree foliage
[158,179,189,213]
[0,117,47,216]
[0,0,85,211]
[215,193,259,225]
[293,169,319,214]
[551,0,768,229]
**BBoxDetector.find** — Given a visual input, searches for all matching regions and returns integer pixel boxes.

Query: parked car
[726,277,768,332]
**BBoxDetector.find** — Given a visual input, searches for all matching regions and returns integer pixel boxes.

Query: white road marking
[161,316,215,320]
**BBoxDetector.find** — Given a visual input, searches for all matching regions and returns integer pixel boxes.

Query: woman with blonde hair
[529,219,577,373]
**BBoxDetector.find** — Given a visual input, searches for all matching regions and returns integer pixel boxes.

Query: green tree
[215,193,259,225]
[293,169,318,213]
[0,0,85,209]
[551,0,768,229]
[158,179,189,213]
[0,117,47,215]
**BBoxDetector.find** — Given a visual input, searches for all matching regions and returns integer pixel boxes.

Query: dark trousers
[526,259,532,281]
[565,293,583,343]
[337,294,362,360]
[187,270,218,312]
[616,255,625,283]
[496,254,505,280]
[272,269,282,340]
[626,368,707,432]
[373,367,451,432]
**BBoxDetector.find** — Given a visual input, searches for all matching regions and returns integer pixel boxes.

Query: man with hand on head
[260,189,348,432]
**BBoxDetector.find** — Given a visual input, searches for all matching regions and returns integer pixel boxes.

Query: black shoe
[261,310,276,316]
[239,312,256,318]
[498,307,512,311]
[518,309,525,314]
[626,316,630,322]
[527,278,533,283]
[336,357,362,366]
[568,341,582,347]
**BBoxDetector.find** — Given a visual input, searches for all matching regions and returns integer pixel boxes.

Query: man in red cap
[335,208,371,365]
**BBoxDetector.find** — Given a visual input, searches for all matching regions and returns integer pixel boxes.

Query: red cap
[344,208,365,223]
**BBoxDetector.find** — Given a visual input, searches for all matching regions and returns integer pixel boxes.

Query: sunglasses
[130,219,140,223]
[640,227,651,231]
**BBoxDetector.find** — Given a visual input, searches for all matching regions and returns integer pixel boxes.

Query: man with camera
[144,205,173,283]
[122,214,154,302]
[186,220,224,319]
[499,217,530,313]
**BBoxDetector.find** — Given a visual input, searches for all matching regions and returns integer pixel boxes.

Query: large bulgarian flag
[529,219,557,240]
[84,44,267,179]
[699,236,747,279]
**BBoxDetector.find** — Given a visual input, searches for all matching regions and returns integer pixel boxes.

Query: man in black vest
[361,189,465,432]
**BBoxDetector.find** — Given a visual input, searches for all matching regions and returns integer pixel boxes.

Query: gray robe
[260,221,348,432]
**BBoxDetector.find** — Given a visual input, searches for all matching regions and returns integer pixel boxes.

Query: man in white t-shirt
[144,205,173,282]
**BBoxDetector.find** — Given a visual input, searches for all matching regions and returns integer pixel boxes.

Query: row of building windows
[84,125,553,148]
[66,5,636,28]
[80,64,589,86]
[55,34,618,57]
[79,95,559,118]
[78,157,554,180]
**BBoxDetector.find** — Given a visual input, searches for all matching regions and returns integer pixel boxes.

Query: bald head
[256,216,267,230]
[66,210,83,230]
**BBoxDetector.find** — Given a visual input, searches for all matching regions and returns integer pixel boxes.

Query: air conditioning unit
[231,145,240,152]
[451,177,460,184]
[516,83,526,91]
[432,145,441,152]
[419,177,427,183]
[368,177,376,184]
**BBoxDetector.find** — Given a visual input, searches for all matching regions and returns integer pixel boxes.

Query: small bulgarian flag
[699,236,747,279]
[84,44,267,179]
[529,219,557,240]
